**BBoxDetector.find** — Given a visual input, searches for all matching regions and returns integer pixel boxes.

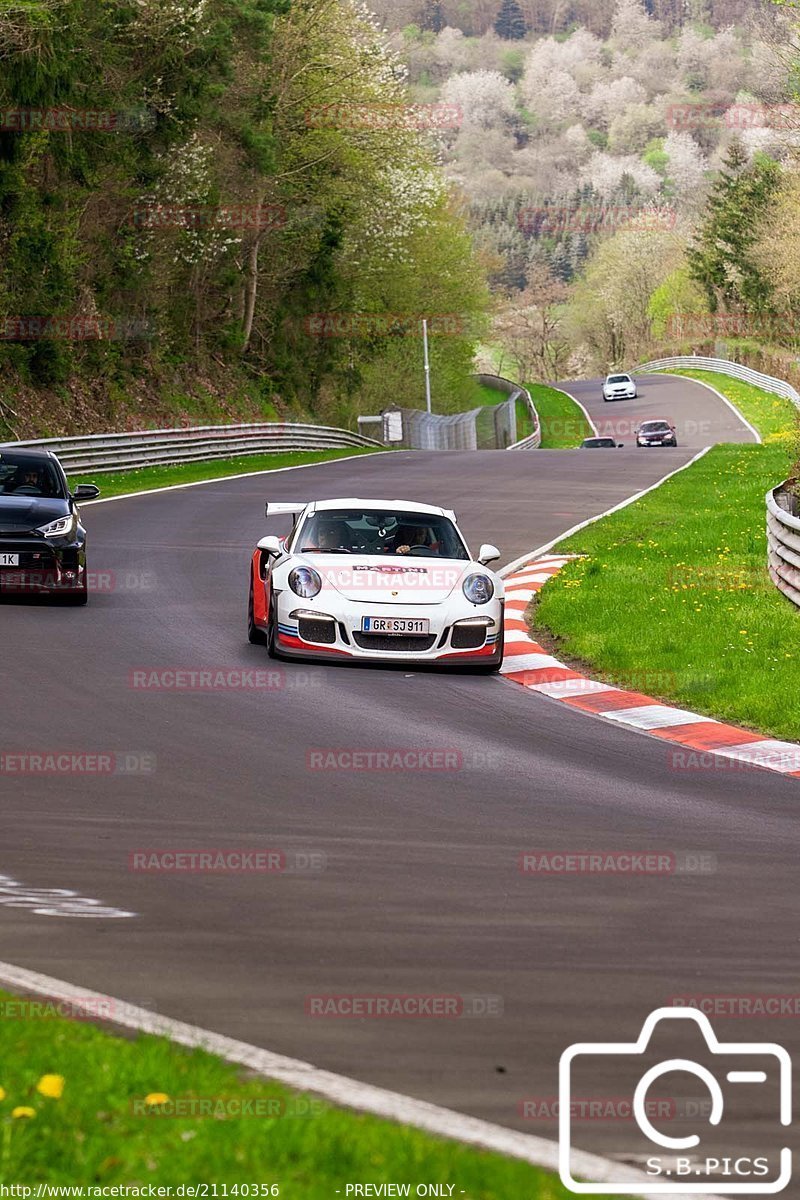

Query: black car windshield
[0,453,66,498]
[608,375,630,383]
[295,509,469,559]
[641,422,670,432]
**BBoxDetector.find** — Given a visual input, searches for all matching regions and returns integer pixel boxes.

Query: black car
[635,419,677,448]
[580,436,624,448]
[0,449,100,603]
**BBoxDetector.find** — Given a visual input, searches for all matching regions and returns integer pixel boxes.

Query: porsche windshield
[295,510,469,559]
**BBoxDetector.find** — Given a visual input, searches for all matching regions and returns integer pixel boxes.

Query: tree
[493,265,570,380]
[688,139,781,312]
[419,0,445,32]
[494,0,527,40]
[440,70,517,128]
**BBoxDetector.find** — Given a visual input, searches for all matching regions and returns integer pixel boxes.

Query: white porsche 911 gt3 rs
[247,498,505,670]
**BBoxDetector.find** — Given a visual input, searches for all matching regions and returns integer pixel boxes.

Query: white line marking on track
[0,875,135,919]
[0,960,716,1200]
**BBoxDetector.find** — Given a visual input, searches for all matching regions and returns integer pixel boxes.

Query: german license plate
[362,617,429,635]
[0,553,19,567]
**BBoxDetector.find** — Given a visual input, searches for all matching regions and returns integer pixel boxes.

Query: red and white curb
[501,557,800,779]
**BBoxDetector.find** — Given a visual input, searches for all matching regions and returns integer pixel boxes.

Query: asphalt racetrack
[3,374,795,1167]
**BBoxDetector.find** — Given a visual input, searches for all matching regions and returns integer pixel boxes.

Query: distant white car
[247,498,505,671]
[602,373,637,401]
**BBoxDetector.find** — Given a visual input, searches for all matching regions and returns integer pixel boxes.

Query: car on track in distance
[635,418,677,448]
[0,449,100,604]
[602,373,637,401]
[580,436,623,448]
[247,498,505,670]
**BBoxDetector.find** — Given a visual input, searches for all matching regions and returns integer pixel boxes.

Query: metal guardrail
[767,482,800,609]
[1,421,384,474]
[637,356,800,410]
[471,374,541,449]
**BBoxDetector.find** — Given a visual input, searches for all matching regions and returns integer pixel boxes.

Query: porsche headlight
[36,513,76,539]
[288,566,322,599]
[462,573,494,604]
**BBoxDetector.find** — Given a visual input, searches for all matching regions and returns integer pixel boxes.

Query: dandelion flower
[11,1107,35,1119]
[37,1075,64,1100]
[144,1093,170,1106]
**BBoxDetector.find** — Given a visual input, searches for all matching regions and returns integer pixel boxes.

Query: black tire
[265,596,279,658]
[247,578,267,645]
[476,626,504,674]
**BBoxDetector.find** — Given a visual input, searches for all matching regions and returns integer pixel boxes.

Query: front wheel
[247,579,267,645]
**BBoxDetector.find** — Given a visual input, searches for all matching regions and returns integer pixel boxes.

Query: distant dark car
[580,436,623,448]
[0,449,100,603]
[635,419,677,448]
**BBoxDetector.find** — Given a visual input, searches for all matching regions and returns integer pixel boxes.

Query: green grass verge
[0,992,606,1196]
[527,384,593,449]
[654,368,799,442]
[70,448,379,499]
[534,367,800,739]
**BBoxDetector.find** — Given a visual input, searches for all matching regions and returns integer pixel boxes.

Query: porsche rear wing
[264,501,308,518]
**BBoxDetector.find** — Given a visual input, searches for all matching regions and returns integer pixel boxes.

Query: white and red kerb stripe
[501,557,800,780]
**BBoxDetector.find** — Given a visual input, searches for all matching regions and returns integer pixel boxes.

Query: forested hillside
[371,0,800,380]
[0,0,489,437]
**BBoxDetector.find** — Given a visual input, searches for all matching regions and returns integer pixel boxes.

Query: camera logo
[559,1007,791,1193]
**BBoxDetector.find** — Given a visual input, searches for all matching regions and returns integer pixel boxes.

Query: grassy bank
[0,991,608,1196]
[72,447,380,499]
[534,370,800,740]
[528,384,593,448]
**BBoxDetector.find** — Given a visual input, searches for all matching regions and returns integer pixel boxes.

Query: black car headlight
[462,573,494,604]
[36,513,77,539]
[288,566,322,599]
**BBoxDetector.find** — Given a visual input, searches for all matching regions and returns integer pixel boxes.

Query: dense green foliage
[0,0,489,437]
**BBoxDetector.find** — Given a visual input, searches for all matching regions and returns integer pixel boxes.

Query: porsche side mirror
[257,535,283,556]
[478,543,500,565]
[72,484,101,500]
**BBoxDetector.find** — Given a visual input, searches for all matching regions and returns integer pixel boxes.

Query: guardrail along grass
[534,369,800,740]
[70,447,378,499]
[0,992,616,1197]
[528,385,593,449]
